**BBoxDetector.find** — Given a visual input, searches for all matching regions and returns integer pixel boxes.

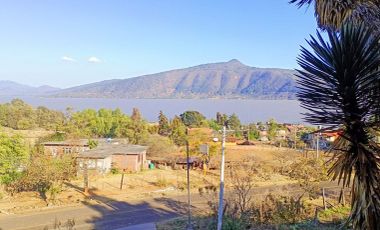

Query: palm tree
[296,22,380,229]
[289,0,380,34]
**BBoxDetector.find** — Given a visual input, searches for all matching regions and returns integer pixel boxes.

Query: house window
[64,147,72,154]
[88,160,96,169]
[51,147,58,157]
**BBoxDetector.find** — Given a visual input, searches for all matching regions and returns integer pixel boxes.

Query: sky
[0,0,318,88]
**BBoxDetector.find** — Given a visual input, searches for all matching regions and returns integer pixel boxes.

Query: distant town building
[259,130,269,141]
[275,129,287,140]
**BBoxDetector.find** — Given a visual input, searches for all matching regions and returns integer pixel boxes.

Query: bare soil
[0,144,303,215]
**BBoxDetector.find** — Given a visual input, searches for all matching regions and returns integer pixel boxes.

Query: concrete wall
[112,154,146,172]
[77,156,112,175]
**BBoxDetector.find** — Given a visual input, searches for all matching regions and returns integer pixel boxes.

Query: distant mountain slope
[55,59,298,99]
[0,80,60,96]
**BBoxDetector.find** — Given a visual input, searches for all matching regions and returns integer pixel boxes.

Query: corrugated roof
[77,144,148,159]
[42,139,89,146]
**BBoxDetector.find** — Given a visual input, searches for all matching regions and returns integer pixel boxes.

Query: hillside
[54,59,298,99]
[0,80,60,96]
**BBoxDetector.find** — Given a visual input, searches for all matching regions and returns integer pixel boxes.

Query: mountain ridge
[54,59,298,99]
[0,80,60,96]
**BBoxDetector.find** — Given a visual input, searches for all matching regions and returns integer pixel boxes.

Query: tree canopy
[0,132,28,185]
[180,111,206,127]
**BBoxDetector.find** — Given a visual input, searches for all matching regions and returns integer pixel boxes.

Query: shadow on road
[75,188,184,230]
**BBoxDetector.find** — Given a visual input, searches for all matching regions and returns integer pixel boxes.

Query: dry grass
[0,143,307,214]
[0,127,54,145]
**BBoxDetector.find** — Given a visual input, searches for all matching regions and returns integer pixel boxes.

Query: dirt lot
[0,144,305,214]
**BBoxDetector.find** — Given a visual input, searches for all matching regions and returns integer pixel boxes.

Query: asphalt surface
[0,196,185,230]
[0,182,339,230]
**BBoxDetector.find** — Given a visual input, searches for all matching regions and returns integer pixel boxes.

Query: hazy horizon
[0,1,318,88]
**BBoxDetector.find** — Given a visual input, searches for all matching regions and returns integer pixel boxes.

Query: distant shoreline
[0,96,306,124]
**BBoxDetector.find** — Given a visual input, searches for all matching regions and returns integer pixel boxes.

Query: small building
[275,130,287,140]
[259,130,268,142]
[322,132,340,142]
[77,143,148,174]
[42,139,90,157]
[175,157,201,169]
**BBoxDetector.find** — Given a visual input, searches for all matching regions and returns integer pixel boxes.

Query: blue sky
[0,0,318,88]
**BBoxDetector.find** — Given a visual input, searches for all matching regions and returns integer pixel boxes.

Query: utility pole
[316,125,321,158]
[83,159,89,194]
[186,128,192,230]
[120,172,125,190]
[217,125,226,230]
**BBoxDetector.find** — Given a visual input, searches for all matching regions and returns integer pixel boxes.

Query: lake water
[0,96,307,124]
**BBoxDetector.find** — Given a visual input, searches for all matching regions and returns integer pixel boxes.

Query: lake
[0,96,307,124]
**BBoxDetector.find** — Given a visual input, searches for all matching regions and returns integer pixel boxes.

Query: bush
[155,175,170,188]
[318,206,350,223]
[143,134,178,158]
[288,157,329,198]
[5,152,75,200]
[110,167,120,174]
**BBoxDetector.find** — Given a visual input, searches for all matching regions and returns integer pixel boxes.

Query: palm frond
[296,22,380,229]
[289,0,380,35]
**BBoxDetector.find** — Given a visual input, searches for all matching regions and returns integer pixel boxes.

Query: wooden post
[322,188,327,210]
[260,201,264,223]
[120,172,125,190]
[314,208,319,224]
[83,160,89,194]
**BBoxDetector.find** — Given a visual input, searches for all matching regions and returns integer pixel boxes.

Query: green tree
[111,108,132,138]
[158,111,171,136]
[35,106,65,131]
[216,112,228,126]
[180,111,206,127]
[296,23,380,229]
[67,109,98,137]
[267,118,279,141]
[228,113,241,130]
[9,152,76,202]
[128,108,148,144]
[0,133,28,185]
[88,139,98,149]
[96,108,114,137]
[208,119,221,131]
[247,123,260,140]
[0,99,36,129]
[169,116,187,146]
[143,134,178,158]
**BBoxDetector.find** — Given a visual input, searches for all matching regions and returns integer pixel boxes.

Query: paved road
[0,196,187,230]
[0,182,339,230]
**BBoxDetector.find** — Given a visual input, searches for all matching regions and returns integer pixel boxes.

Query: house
[42,139,90,157]
[258,129,269,141]
[77,143,148,174]
[322,132,340,142]
[275,129,287,140]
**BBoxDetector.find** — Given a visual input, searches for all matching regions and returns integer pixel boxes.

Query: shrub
[110,167,120,174]
[143,135,178,158]
[155,175,170,188]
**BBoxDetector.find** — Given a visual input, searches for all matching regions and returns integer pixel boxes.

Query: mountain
[57,59,298,99]
[0,81,60,96]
